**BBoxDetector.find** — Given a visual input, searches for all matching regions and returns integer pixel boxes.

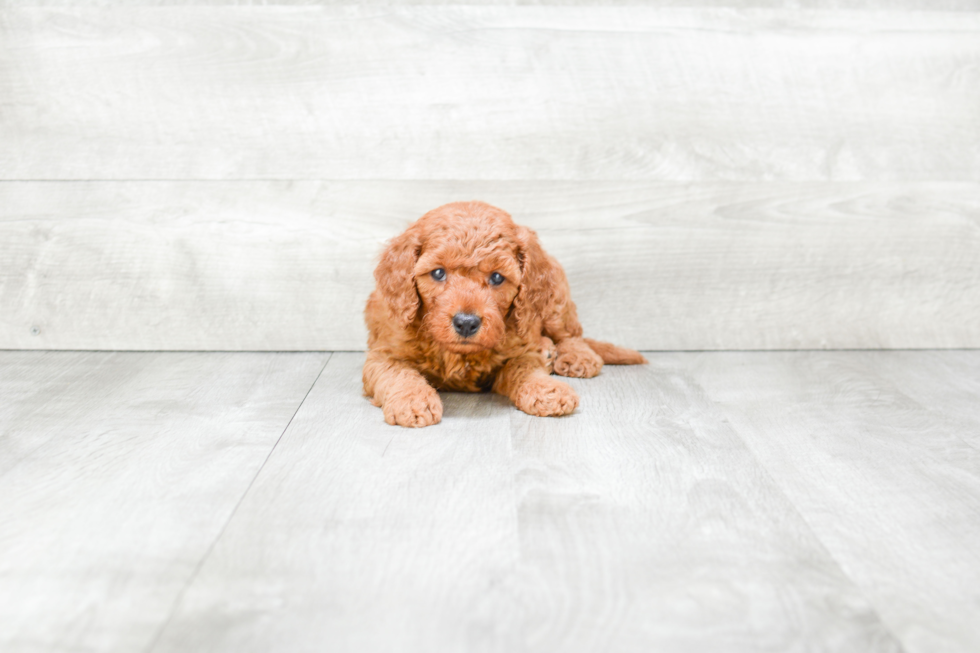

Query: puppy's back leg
[582,338,648,365]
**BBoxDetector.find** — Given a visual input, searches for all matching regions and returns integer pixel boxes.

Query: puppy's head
[374,201,547,353]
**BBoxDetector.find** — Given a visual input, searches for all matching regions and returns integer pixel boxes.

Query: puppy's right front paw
[382,385,443,428]
[515,375,579,417]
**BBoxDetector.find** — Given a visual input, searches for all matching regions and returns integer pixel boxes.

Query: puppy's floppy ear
[512,225,555,341]
[375,224,423,327]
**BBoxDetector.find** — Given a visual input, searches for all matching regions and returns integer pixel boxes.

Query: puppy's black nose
[452,312,482,338]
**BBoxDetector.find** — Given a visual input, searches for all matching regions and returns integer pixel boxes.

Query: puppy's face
[414,242,522,354]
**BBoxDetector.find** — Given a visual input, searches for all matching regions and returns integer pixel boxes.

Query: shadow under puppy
[363,201,646,427]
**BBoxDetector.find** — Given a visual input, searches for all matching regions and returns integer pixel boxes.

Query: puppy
[363,201,646,427]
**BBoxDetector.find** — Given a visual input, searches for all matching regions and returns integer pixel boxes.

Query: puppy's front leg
[493,354,578,417]
[363,353,442,428]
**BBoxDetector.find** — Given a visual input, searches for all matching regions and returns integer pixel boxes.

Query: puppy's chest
[422,350,507,392]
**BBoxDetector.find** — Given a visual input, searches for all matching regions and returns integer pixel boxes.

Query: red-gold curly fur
[363,201,647,427]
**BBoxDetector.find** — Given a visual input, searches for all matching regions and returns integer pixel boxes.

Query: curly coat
[363,201,646,427]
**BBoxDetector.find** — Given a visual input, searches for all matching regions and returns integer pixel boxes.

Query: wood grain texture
[149,352,902,652]
[147,352,524,653]
[0,351,139,477]
[2,180,979,351]
[684,350,980,653]
[5,351,980,652]
[0,351,328,653]
[504,357,900,652]
[2,7,978,180]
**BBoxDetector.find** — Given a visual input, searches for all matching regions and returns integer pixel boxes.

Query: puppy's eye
[488,272,505,286]
[430,268,446,281]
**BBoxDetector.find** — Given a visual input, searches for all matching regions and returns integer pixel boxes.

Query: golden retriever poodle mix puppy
[363,201,647,427]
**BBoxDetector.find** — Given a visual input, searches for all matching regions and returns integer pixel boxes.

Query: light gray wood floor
[1,350,978,652]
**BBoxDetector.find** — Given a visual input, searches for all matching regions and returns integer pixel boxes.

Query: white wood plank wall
[2,5,978,350]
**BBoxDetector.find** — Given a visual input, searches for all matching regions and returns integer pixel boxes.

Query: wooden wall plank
[1,7,978,180]
[2,180,978,351]
[684,350,980,652]
[0,351,328,653]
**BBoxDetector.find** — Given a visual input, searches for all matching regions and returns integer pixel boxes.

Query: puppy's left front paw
[515,376,579,417]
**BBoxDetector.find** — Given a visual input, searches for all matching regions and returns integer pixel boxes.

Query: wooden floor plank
[152,353,902,652]
[846,351,980,450]
[0,351,148,477]
[505,361,900,652]
[2,7,978,180]
[7,351,979,652]
[148,352,523,653]
[0,351,328,653]
[683,350,980,653]
[3,180,979,351]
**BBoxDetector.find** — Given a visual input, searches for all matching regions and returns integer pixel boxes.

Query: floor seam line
[140,352,333,653]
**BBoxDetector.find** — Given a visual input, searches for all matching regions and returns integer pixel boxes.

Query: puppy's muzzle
[452,312,482,338]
